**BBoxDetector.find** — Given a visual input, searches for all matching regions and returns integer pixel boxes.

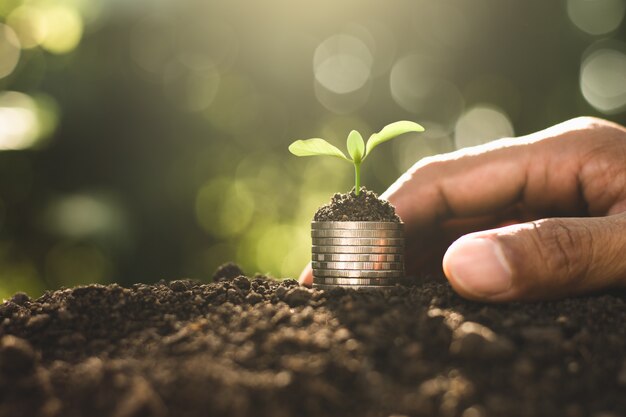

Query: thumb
[442,214,626,301]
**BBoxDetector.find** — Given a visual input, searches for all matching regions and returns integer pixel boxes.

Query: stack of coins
[311,221,404,289]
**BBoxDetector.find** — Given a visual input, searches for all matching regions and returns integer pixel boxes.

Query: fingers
[381,117,626,233]
[442,213,626,301]
[300,117,626,292]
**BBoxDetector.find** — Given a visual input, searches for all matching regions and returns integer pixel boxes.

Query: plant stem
[354,163,361,196]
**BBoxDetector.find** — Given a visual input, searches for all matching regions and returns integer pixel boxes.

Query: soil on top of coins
[1,262,626,417]
[314,187,401,222]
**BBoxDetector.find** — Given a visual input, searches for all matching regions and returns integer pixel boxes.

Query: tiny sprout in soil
[288,121,424,195]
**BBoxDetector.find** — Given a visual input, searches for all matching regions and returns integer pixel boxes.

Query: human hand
[299,117,626,302]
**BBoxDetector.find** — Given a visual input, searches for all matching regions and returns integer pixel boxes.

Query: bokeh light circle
[314,78,371,114]
[343,22,397,77]
[43,193,130,247]
[0,24,21,80]
[7,6,46,49]
[0,92,39,150]
[567,0,626,35]
[390,54,464,129]
[39,5,84,54]
[313,34,372,94]
[163,55,221,112]
[0,92,59,151]
[195,178,255,239]
[580,45,626,114]
[454,105,514,149]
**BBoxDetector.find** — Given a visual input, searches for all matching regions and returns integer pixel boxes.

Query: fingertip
[299,263,313,287]
[443,236,514,301]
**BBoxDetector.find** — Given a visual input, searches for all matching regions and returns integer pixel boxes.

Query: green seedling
[288,121,425,196]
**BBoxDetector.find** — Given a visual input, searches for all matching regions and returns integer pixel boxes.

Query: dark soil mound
[314,188,400,222]
[1,269,625,417]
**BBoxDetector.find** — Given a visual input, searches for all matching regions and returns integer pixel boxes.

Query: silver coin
[312,261,404,270]
[312,253,404,262]
[313,269,404,278]
[312,237,405,247]
[312,245,404,254]
[313,277,398,286]
[313,283,396,291]
[311,229,403,238]
[311,221,403,230]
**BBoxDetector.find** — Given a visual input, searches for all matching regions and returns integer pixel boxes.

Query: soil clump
[314,188,400,222]
[1,267,625,417]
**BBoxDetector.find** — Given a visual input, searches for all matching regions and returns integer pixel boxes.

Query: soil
[314,188,400,222]
[1,267,626,417]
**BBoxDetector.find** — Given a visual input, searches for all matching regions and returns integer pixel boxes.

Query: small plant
[288,121,424,195]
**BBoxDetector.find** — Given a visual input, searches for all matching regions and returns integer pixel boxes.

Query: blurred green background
[0,0,625,299]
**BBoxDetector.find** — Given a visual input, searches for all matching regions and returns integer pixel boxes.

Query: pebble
[233,276,251,291]
[10,292,30,305]
[245,292,263,305]
[212,263,244,282]
[57,307,74,321]
[169,280,192,292]
[58,332,87,347]
[275,286,287,299]
[0,335,37,374]
[450,322,515,359]
[462,405,487,417]
[26,314,51,329]
[227,288,242,303]
[281,279,299,288]
[283,287,312,307]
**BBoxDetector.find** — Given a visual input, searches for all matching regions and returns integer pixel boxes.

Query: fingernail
[444,238,513,297]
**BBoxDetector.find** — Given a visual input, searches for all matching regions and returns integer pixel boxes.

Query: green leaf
[288,138,349,160]
[346,130,365,163]
[365,121,425,157]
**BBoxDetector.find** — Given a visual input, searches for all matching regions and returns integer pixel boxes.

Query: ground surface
[1,267,625,417]
[314,188,400,222]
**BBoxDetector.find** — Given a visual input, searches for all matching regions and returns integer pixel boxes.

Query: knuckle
[529,219,594,281]
[576,120,626,214]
